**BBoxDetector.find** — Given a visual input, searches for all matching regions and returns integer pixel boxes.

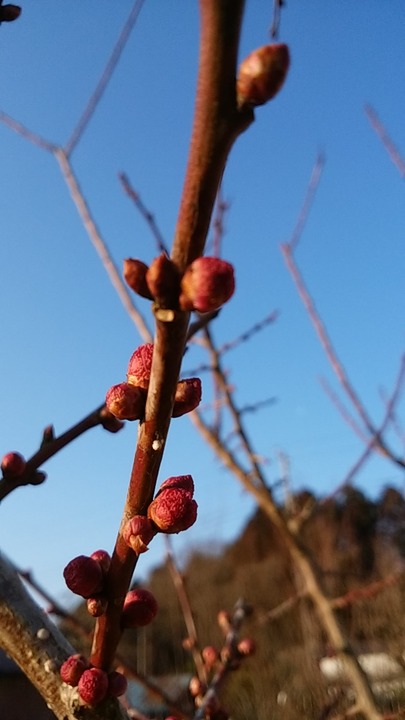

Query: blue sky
[0,1,404,606]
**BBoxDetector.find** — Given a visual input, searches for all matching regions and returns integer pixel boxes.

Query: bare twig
[119,173,168,255]
[365,105,405,179]
[288,153,325,254]
[0,405,122,502]
[65,1,145,157]
[0,109,57,151]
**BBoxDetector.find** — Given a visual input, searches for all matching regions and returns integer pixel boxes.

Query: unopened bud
[237,43,290,107]
[189,676,205,697]
[122,588,158,628]
[148,487,197,533]
[63,555,104,598]
[202,645,219,670]
[127,343,154,389]
[146,253,180,307]
[87,596,108,617]
[60,654,90,686]
[217,610,231,634]
[180,257,235,313]
[78,667,109,706]
[237,637,256,657]
[105,382,146,421]
[1,451,26,477]
[108,670,128,698]
[123,258,153,300]
[123,516,156,554]
[157,474,194,497]
[172,378,202,417]
[90,549,111,575]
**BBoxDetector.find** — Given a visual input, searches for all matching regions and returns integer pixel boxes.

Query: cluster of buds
[237,42,290,108]
[105,342,202,422]
[60,655,127,707]
[147,474,197,534]
[184,605,256,719]
[124,253,235,315]
[63,550,111,617]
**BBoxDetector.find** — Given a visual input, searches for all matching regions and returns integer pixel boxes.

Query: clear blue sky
[0,2,404,606]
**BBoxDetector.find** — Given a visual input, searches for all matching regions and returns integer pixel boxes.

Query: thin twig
[55,149,152,342]
[119,172,168,254]
[64,0,145,157]
[365,105,405,179]
[0,110,57,152]
[288,153,325,254]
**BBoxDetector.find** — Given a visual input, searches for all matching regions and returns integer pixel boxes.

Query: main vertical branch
[91,0,253,670]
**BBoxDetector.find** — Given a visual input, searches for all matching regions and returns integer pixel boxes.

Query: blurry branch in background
[119,173,168,255]
[0,405,123,502]
[281,155,405,471]
[164,537,207,685]
[365,105,405,179]
[16,563,191,720]
[269,0,285,39]
[0,2,153,343]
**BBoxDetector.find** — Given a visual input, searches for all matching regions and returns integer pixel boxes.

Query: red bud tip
[123,515,156,554]
[105,382,146,421]
[108,670,128,698]
[60,654,90,686]
[146,253,181,306]
[126,343,154,388]
[237,43,290,107]
[123,258,153,300]
[179,257,235,313]
[63,555,104,598]
[157,474,194,497]
[148,487,197,533]
[1,451,26,477]
[237,637,256,656]
[90,549,111,574]
[202,645,220,669]
[78,667,109,706]
[122,588,158,627]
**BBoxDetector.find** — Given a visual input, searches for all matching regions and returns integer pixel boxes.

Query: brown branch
[365,105,405,179]
[0,405,122,502]
[91,1,252,671]
[64,1,145,157]
[331,572,404,610]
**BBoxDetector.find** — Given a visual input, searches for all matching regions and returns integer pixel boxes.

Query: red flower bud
[122,588,158,627]
[78,667,109,706]
[237,43,290,107]
[1,451,26,477]
[202,645,220,669]
[146,253,180,306]
[179,257,235,313]
[189,676,205,697]
[63,555,104,598]
[127,343,154,388]
[90,549,111,575]
[157,474,194,497]
[60,654,90,686]
[172,378,202,417]
[237,637,256,657]
[108,670,128,698]
[148,488,197,533]
[105,382,146,421]
[87,595,108,617]
[123,258,153,300]
[123,515,156,554]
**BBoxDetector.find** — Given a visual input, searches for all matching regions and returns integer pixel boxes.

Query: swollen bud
[105,382,146,421]
[127,343,154,388]
[78,667,109,706]
[123,258,153,300]
[237,43,290,107]
[108,670,128,698]
[122,588,158,627]
[63,555,104,598]
[172,378,202,417]
[157,475,194,497]
[60,654,90,686]
[179,257,235,313]
[1,451,26,477]
[148,487,197,533]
